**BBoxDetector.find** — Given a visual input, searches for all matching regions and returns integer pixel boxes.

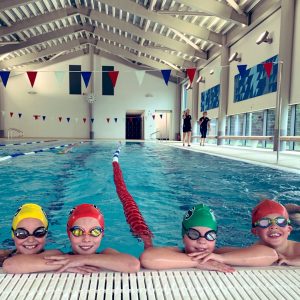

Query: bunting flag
[58,116,62,122]
[18,113,22,118]
[42,116,46,121]
[91,118,94,123]
[10,112,13,117]
[152,115,155,120]
[66,117,70,123]
[237,65,248,77]
[0,71,10,87]
[161,69,171,86]
[27,71,38,87]
[54,71,65,86]
[263,62,273,78]
[186,68,196,84]
[81,72,92,88]
[83,118,86,123]
[114,118,118,123]
[108,71,119,87]
[135,71,145,86]
[160,114,163,119]
[106,118,110,123]
[34,115,39,120]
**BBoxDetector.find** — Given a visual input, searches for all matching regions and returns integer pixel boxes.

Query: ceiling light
[256,31,273,45]
[228,52,241,63]
[185,83,192,90]
[196,76,205,83]
[209,70,214,75]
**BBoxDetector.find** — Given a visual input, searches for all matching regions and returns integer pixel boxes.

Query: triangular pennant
[106,118,110,123]
[152,115,155,120]
[42,116,46,121]
[237,64,248,77]
[0,71,10,87]
[81,72,92,88]
[83,118,86,123]
[160,114,163,119]
[54,71,65,85]
[263,62,273,78]
[27,71,38,87]
[66,117,70,123]
[114,118,117,123]
[59,116,62,122]
[135,71,145,86]
[18,113,22,118]
[108,71,119,88]
[91,118,94,123]
[10,112,13,117]
[161,70,171,86]
[33,115,39,120]
[186,68,196,84]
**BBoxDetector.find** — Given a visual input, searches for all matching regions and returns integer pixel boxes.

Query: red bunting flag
[10,112,13,117]
[186,68,196,84]
[27,71,38,87]
[58,117,62,122]
[108,71,119,87]
[263,62,273,78]
[33,115,40,120]
[106,118,110,123]
[83,118,86,123]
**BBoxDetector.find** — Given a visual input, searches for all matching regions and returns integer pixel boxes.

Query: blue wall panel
[200,84,220,111]
[234,55,278,102]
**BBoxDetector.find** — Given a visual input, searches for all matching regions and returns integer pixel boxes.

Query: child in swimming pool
[3,203,61,273]
[140,204,278,271]
[250,199,300,266]
[44,204,140,273]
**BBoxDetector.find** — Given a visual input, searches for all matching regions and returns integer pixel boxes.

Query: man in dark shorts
[198,111,210,146]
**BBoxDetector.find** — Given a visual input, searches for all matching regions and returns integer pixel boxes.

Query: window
[266,109,275,149]
[102,66,114,96]
[69,65,81,95]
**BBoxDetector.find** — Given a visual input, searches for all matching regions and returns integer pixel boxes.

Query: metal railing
[7,128,24,139]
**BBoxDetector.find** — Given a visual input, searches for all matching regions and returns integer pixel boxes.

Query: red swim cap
[252,199,288,225]
[67,204,104,236]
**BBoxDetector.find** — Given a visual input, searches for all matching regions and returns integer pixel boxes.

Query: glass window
[207,119,217,145]
[295,104,300,135]
[266,109,275,149]
[229,114,244,136]
[246,111,264,136]
[287,105,293,136]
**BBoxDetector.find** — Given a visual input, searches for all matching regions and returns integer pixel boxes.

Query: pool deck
[0,267,300,300]
[167,142,300,174]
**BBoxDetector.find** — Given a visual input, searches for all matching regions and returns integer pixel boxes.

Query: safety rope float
[112,145,153,249]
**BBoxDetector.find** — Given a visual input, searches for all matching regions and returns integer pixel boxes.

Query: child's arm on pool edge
[188,245,278,266]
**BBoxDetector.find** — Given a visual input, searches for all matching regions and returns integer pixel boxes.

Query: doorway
[126,112,144,139]
[154,110,172,140]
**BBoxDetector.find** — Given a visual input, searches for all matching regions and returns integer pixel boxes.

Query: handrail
[150,130,160,140]
[7,128,24,139]
[192,135,300,142]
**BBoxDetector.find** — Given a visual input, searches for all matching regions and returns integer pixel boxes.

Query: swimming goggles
[183,225,217,241]
[253,216,290,228]
[69,226,103,237]
[12,226,48,239]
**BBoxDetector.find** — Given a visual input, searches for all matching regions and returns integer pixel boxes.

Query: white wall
[0,54,179,140]
[291,0,300,105]
[227,9,281,115]
[198,56,221,119]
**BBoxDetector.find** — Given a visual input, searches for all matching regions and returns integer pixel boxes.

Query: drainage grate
[0,268,300,300]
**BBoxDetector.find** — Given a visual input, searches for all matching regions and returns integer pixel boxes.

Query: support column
[0,90,4,138]
[217,46,229,145]
[273,0,295,151]
[192,75,199,136]
[89,47,95,140]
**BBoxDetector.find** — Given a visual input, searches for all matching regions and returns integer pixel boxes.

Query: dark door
[126,115,142,139]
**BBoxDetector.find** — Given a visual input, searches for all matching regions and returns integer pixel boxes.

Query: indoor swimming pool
[0,141,299,257]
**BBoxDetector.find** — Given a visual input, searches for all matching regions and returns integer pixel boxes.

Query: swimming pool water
[0,141,300,257]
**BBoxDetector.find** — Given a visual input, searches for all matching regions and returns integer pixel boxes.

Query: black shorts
[200,127,207,138]
[183,126,191,133]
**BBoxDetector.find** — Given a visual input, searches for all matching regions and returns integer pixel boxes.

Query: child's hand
[278,254,300,266]
[196,260,235,273]
[188,251,224,264]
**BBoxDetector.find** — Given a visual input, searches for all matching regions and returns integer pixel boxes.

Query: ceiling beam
[0,39,81,69]
[0,0,36,12]
[175,0,248,25]
[0,7,78,37]
[99,0,222,45]
[88,8,207,59]
[95,39,185,78]
[94,27,195,69]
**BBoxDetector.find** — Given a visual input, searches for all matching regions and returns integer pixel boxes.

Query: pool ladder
[7,128,24,139]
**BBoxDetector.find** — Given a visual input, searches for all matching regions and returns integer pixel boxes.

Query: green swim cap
[182,204,217,236]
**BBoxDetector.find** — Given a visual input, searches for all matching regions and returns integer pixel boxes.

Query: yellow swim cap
[12,203,48,235]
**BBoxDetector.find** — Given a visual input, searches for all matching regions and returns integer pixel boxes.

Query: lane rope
[112,144,153,249]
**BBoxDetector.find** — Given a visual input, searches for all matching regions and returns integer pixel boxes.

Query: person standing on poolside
[182,109,192,147]
[198,111,210,146]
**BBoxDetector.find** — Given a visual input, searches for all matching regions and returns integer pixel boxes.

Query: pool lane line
[0,141,85,162]
[0,139,58,147]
